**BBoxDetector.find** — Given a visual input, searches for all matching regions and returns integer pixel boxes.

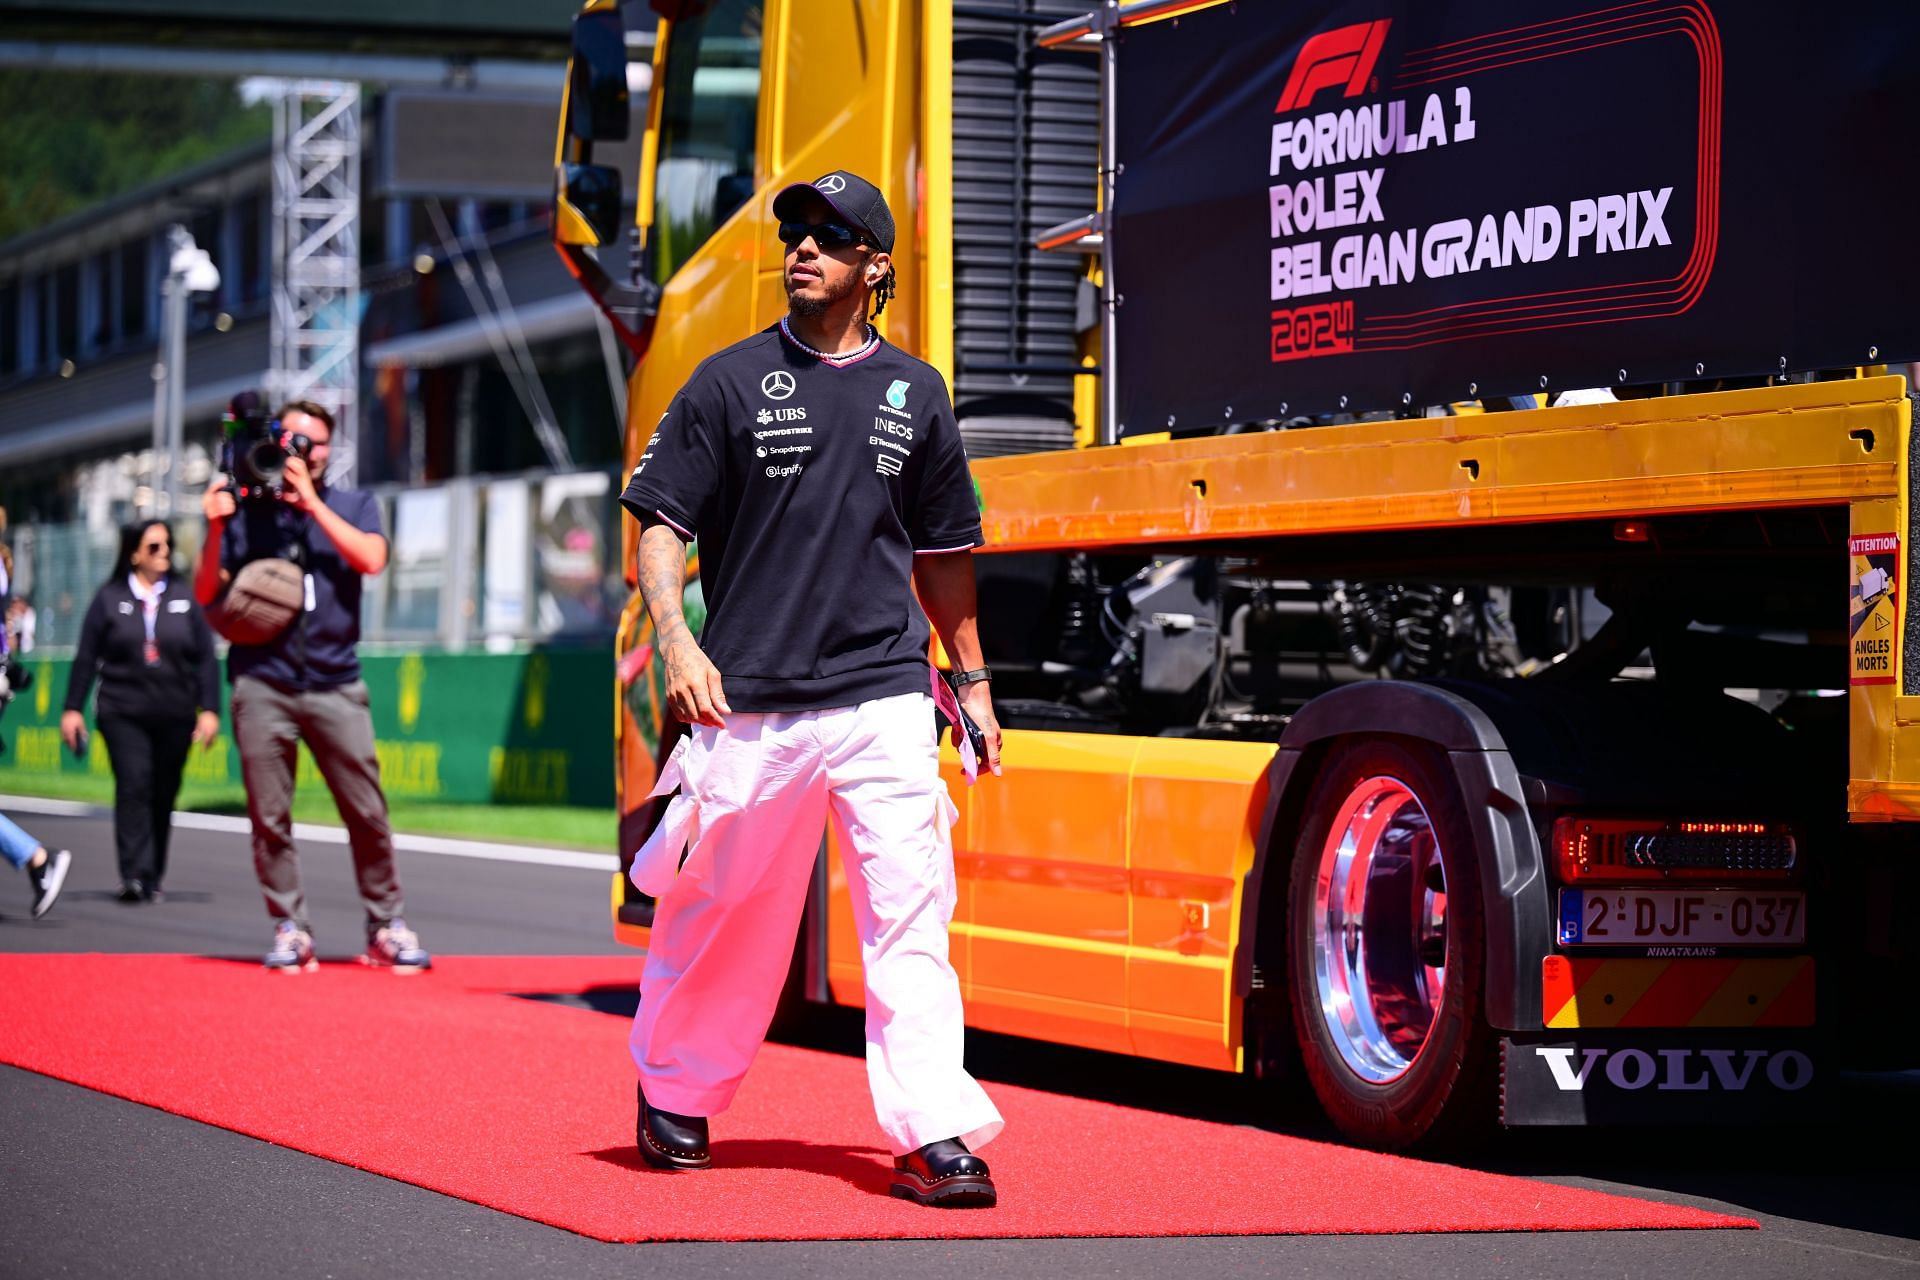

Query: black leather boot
[636,1082,711,1170]
[889,1138,996,1207]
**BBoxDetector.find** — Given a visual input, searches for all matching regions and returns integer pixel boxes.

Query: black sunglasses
[144,540,170,553]
[778,220,869,251]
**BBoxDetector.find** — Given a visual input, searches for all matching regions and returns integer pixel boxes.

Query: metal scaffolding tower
[270,80,361,482]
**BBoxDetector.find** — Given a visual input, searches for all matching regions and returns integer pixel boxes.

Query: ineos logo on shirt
[762,371,797,401]
[815,174,847,194]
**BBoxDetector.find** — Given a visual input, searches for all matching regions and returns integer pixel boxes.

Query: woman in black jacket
[62,520,221,902]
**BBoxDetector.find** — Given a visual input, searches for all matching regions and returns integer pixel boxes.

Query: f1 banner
[1109,0,1920,430]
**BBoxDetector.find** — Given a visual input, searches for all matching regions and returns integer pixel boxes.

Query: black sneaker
[116,880,145,905]
[28,850,71,919]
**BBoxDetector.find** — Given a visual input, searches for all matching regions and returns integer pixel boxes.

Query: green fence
[0,647,614,807]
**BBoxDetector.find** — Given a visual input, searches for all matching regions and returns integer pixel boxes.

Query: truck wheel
[1286,737,1494,1149]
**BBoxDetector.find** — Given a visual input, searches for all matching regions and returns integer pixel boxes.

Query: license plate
[1557,889,1805,947]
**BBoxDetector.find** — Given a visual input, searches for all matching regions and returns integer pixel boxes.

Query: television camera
[220,391,313,505]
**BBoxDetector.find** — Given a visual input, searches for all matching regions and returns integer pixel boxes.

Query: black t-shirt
[619,323,982,713]
[220,486,384,691]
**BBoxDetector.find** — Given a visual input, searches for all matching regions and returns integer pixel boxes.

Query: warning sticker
[1849,533,1900,686]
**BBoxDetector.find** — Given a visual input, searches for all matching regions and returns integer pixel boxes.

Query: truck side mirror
[568,8,630,143]
[559,162,625,246]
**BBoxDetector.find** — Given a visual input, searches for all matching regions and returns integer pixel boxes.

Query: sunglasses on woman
[778,220,869,251]
[144,541,170,553]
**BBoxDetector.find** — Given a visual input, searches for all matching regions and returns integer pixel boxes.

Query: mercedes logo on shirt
[762,370,797,401]
[815,174,847,194]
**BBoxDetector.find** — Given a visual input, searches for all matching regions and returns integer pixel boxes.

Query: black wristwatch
[952,666,992,688]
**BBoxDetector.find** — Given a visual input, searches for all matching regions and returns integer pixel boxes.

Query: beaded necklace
[779,316,878,366]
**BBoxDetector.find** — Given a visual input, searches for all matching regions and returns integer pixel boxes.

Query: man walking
[621,171,1004,1206]
[196,402,430,974]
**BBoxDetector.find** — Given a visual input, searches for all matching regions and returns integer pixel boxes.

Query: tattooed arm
[638,521,730,726]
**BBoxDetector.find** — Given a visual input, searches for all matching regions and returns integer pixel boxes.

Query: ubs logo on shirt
[755,407,807,424]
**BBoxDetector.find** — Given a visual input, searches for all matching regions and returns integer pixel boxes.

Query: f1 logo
[1274,19,1391,114]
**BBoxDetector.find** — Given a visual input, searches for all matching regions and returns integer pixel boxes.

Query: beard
[785,266,859,317]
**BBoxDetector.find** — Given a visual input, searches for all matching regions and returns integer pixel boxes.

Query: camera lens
[246,438,288,482]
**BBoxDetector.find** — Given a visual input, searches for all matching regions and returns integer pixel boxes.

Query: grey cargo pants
[231,674,403,931]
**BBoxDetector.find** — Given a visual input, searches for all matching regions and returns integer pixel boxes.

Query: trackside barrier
[0,646,614,807]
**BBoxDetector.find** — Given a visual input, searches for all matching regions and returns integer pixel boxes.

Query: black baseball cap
[772,170,896,253]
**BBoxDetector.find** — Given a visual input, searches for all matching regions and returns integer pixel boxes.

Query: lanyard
[128,574,167,664]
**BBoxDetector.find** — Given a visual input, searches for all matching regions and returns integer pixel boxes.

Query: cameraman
[196,400,430,974]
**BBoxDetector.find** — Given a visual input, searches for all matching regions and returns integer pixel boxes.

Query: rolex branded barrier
[0,646,614,807]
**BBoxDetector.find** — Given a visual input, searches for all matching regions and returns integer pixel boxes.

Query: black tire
[1286,736,1495,1150]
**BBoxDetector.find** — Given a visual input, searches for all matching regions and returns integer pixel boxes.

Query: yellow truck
[553,0,1920,1146]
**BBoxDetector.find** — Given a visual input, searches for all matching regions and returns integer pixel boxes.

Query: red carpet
[0,954,1752,1241]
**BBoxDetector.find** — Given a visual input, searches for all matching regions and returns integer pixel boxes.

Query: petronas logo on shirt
[886,380,911,410]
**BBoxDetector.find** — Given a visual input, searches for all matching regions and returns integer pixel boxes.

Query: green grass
[0,771,615,853]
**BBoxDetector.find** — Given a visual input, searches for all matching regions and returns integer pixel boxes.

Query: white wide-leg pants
[627,691,1004,1157]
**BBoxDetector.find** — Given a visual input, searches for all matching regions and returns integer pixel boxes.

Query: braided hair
[870,265,897,318]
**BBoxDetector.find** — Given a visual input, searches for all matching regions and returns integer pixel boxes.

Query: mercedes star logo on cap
[815,173,847,194]
[762,370,797,400]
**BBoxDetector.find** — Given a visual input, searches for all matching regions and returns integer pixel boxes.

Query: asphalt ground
[2,806,1916,1279]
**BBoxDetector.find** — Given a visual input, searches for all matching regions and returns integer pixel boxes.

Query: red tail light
[1552,818,1797,883]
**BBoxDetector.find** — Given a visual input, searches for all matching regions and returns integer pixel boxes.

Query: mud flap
[1502,1032,1820,1125]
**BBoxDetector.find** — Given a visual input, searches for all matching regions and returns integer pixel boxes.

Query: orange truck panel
[971,376,1905,553]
